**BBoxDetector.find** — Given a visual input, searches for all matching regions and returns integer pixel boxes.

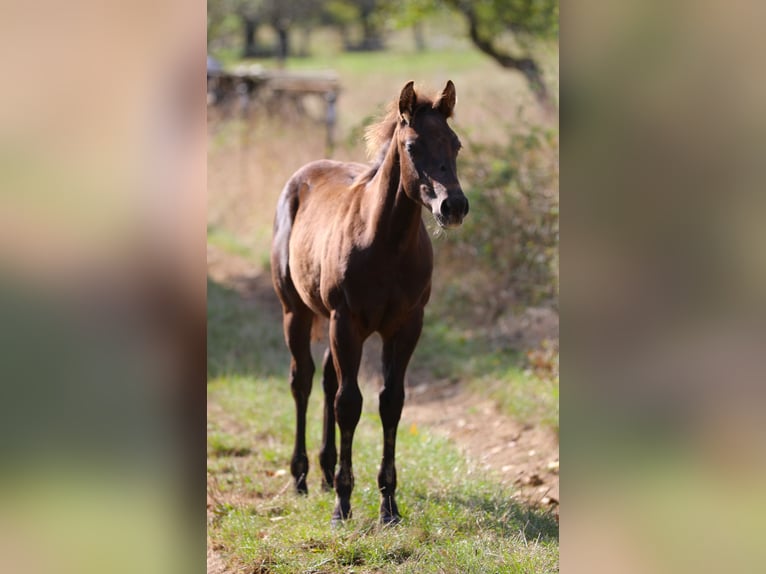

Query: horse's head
[397,80,469,229]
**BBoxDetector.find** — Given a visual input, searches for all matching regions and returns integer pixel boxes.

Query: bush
[431,124,559,324]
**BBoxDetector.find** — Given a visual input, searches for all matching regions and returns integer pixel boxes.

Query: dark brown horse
[271,80,468,524]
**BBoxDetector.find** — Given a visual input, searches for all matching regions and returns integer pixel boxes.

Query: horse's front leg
[378,308,423,524]
[329,305,363,523]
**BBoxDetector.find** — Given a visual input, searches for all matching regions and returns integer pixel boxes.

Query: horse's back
[276,160,366,226]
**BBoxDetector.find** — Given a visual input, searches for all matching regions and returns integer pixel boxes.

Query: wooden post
[325,90,337,158]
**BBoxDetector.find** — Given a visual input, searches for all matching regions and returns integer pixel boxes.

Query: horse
[271,80,468,524]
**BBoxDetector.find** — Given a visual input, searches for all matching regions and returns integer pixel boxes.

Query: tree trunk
[298,26,311,57]
[413,22,425,52]
[339,24,350,50]
[360,11,383,50]
[242,17,259,58]
[275,25,289,66]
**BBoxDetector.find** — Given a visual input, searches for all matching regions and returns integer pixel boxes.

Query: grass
[208,224,254,259]
[283,46,486,78]
[208,374,558,573]
[207,263,559,571]
[206,277,286,380]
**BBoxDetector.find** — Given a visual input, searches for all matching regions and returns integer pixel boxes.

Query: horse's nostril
[441,197,469,220]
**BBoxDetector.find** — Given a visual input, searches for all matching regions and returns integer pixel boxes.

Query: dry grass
[207,43,554,246]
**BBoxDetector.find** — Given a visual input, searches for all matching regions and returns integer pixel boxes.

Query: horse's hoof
[330,516,346,528]
[379,496,400,525]
[295,479,308,496]
[331,499,352,525]
[330,512,352,528]
[321,479,334,493]
[379,513,402,526]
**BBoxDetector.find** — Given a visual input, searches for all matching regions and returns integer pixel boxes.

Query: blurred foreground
[564,1,766,572]
[0,1,206,573]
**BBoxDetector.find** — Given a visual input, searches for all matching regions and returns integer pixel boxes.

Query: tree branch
[459,3,556,116]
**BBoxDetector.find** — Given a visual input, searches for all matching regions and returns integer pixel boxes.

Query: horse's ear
[434,80,456,118]
[399,81,416,124]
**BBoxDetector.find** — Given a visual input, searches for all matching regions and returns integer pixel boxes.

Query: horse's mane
[353,87,442,189]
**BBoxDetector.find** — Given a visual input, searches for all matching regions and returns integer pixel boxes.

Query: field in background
[208,18,559,573]
[208,40,554,258]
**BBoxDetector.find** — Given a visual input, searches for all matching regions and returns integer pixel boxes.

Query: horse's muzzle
[436,194,469,228]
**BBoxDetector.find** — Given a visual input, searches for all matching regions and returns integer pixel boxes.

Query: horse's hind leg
[378,309,423,524]
[282,305,315,494]
[319,347,338,491]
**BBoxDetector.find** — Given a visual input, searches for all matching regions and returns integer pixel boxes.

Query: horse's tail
[271,176,300,287]
[272,175,327,342]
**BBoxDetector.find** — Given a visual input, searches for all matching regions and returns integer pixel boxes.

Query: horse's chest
[341,254,432,333]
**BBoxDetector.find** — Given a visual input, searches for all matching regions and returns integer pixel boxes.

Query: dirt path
[208,243,559,516]
[404,380,558,512]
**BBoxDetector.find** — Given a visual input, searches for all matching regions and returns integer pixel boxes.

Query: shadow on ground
[207,273,287,380]
[410,487,559,543]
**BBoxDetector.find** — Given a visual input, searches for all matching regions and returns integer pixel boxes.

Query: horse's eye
[405,140,420,157]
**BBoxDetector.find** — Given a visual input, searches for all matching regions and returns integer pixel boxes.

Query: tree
[382,0,558,111]
[214,0,325,61]
[321,0,358,48]
[208,0,240,49]
[445,0,558,111]
[356,0,385,50]
[375,0,434,51]
[322,0,386,51]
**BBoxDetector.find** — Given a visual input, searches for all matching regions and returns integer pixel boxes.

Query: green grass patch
[207,224,255,260]
[208,376,558,573]
[282,47,486,77]
[208,430,253,458]
[208,276,558,572]
[206,277,286,380]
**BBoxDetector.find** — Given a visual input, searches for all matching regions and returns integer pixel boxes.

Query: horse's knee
[334,384,362,429]
[290,359,315,397]
[379,386,404,424]
[322,372,338,395]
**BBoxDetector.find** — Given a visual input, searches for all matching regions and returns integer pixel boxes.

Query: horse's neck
[365,138,422,250]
